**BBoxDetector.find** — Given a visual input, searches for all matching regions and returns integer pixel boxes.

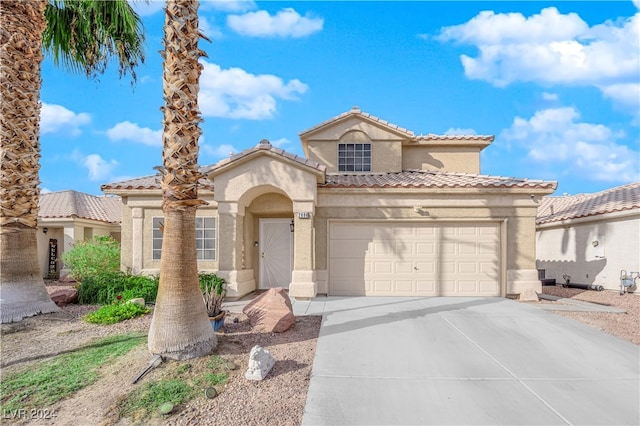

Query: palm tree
[0,0,144,323]
[147,0,216,360]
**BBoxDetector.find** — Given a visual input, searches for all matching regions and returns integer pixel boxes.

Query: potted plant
[199,273,227,331]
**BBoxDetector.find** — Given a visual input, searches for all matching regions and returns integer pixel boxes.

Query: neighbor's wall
[536,212,640,291]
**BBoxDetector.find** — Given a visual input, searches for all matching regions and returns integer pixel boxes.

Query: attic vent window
[338,143,371,172]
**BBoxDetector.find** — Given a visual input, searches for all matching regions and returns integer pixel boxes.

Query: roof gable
[299,106,415,140]
[537,182,640,225]
[203,139,326,181]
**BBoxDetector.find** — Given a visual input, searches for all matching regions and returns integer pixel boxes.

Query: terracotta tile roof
[321,170,557,190]
[101,174,214,191]
[39,190,121,223]
[299,106,491,143]
[537,182,640,225]
[413,134,494,142]
[204,139,326,174]
[299,106,415,137]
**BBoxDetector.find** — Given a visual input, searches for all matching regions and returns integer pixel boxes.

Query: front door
[259,218,293,289]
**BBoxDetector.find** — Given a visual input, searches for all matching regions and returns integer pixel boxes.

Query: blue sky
[39,0,640,196]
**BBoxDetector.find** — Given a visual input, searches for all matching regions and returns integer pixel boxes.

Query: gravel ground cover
[538,285,640,345]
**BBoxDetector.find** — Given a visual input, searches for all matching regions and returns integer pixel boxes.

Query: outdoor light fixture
[290,220,295,233]
[43,227,48,234]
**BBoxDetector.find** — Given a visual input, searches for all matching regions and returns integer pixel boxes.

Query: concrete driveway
[293,297,639,425]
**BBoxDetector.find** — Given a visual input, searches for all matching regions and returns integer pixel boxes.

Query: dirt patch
[535,286,640,345]
[1,282,322,426]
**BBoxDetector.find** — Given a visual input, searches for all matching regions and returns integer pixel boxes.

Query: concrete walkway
[297,296,639,426]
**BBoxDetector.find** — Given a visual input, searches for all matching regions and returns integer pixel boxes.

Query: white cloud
[199,16,223,40]
[438,7,640,112]
[270,138,291,148]
[227,8,323,38]
[201,143,238,159]
[501,107,638,183]
[199,60,308,119]
[444,128,477,136]
[71,150,119,182]
[40,103,91,135]
[599,83,640,110]
[542,92,559,101]
[106,121,162,147]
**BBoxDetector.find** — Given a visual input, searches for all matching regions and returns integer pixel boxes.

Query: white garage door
[329,222,501,296]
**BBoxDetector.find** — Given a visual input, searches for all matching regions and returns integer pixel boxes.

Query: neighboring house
[536,182,640,292]
[102,107,556,299]
[37,190,122,279]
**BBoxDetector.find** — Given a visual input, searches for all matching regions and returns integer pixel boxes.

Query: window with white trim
[152,217,217,260]
[338,143,371,172]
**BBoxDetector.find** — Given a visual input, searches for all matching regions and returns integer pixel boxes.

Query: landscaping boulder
[50,288,78,306]
[242,287,295,333]
[245,345,275,380]
[129,298,145,307]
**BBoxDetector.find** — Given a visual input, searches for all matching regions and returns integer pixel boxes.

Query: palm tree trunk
[147,0,216,359]
[0,0,59,323]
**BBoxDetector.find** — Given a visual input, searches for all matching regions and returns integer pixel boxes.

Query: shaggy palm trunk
[147,0,216,359]
[0,0,59,323]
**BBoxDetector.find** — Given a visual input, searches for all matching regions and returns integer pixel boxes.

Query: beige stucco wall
[118,192,218,276]
[536,211,640,291]
[402,146,481,173]
[307,139,402,174]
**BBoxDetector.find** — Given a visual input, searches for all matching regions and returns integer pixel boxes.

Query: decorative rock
[49,289,78,306]
[245,345,275,380]
[242,287,295,333]
[519,288,539,302]
[129,298,145,307]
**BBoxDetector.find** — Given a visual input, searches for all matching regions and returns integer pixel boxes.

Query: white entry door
[259,218,293,289]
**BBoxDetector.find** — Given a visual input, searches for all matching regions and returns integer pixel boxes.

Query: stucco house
[536,182,640,292]
[37,190,122,279]
[102,107,556,299]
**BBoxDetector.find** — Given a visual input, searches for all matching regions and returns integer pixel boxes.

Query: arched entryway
[203,140,325,299]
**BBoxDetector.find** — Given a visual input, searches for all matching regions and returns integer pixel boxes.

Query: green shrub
[61,236,120,282]
[77,272,159,305]
[84,302,151,324]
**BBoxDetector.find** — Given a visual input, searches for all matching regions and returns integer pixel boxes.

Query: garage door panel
[458,262,478,274]
[395,280,413,292]
[415,261,435,273]
[396,262,413,273]
[373,261,393,273]
[329,222,501,296]
[416,242,435,255]
[441,243,456,254]
[373,280,392,292]
[479,242,498,254]
[416,280,436,292]
[458,242,477,255]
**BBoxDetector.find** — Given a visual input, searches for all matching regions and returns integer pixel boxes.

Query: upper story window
[153,217,217,261]
[338,143,371,172]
